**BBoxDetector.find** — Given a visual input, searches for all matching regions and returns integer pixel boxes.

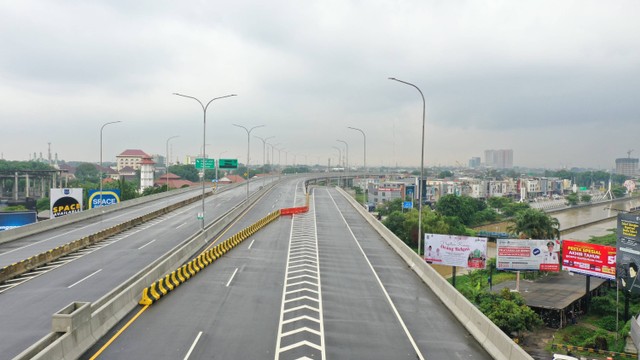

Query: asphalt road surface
[83,185,492,360]
[0,178,273,359]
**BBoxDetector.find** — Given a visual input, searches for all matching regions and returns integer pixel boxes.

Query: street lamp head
[388,77,397,81]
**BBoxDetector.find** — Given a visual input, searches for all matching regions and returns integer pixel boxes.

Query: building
[616,158,639,177]
[468,157,481,168]
[155,173,195,189]
[116,149,151,171]
[484,149,513,169]
[139,155,156,192]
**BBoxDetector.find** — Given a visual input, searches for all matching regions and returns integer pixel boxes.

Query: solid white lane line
[137,239,157,250]
[326,189,425,360]
[68,269,102,289]
[183,331,203,360]
[226,268,239,287]
[176,222,186,229]
[248,239,256,249]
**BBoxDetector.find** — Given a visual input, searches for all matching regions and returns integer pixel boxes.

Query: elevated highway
[2,174,530,359]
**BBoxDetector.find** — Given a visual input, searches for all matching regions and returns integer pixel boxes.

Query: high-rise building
[484,149,513,169]
[468,157,481,168]
[616,158,639,177]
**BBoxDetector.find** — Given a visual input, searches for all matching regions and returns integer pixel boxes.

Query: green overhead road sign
[195,158,215,169]
[219,159,238,169]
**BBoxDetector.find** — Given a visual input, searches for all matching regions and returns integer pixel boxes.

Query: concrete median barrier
[139,208,281,305]
[12,180,277,360]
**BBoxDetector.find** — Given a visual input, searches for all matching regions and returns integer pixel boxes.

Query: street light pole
[99,121,122,212]
[332,145,342,187]
[348,126,367,206]
[233,124,265,202]
[337,139,349,188]
[389,77,426,258]
[255,135,275,186]
[173,93,237,231]
[165,135,179,192]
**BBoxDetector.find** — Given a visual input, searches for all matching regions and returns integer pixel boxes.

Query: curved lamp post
[173,93,237,231]
[165,135,179,192]
[99,121,122,213]
[233,124,265,202]
[337,139,349,188]
[255,135,275,185]
[389,77,426,257]
[348,126,367,206]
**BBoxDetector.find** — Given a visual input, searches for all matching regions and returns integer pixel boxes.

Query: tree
[74,163,100,183]
[438,170,453,179]
[377,198,403,216]
[612,184,627,198]
[477,288,542,336]
[435,194,486,226]
[507,208,560,239]
[169,164,199,182]
[580,194,592,203]
[565,193,579,206]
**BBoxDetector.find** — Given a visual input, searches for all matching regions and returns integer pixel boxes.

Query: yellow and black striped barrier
[140,209,281,305]
[551,343,637,358]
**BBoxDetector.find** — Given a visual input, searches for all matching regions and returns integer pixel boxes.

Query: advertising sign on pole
[496,239,561,272]
[617,213,640,293]
[50,188,83,218]
[561,239,616,280]
[0,211,37,231]
[88,189,121,209]
[424,233,488,269]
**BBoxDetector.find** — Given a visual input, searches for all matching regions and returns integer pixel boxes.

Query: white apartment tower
[139,155,155,193]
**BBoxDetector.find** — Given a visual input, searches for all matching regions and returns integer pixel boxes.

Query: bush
[594,315,618,332]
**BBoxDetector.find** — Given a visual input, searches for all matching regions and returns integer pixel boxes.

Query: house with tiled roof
[155,173,195,189]
[116,149,151,171]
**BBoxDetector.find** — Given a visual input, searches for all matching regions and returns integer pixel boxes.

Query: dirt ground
[520,327,558,360]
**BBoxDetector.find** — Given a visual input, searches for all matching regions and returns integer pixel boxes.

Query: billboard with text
[562,239,616,280]
[50,188,83,218]
[424,234,487,269]
[617,213,640,293]
[496,239,561,272]
[88,189,121,209]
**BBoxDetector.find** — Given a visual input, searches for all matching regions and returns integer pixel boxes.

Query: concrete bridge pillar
[25,174,29,198]
[14,172,18,201]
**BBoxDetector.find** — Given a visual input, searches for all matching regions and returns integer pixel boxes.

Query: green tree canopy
[477,288,542,335]
[74,163,100,183]
[169,164,200,182]
[435,194,486,226]
[507,208,560,239]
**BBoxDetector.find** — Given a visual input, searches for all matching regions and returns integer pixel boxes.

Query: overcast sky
[1,1,639,170]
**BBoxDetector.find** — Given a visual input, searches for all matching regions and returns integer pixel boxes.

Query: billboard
[424,233,488,269]
[88,189,121,209]
[562,239,616,280]
[617,213,640,293]
[0,211,37,231]
[50,188,83,218]
[496,239,561,272]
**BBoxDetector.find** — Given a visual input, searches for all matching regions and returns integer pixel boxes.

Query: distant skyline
[1,1,639,170]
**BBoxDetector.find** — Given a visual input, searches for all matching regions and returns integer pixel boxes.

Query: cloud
[1,1,639,169]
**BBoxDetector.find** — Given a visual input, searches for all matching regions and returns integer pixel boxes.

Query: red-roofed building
[116,149,151,171]
[155,173,196,189]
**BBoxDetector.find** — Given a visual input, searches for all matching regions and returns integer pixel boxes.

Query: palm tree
[507,208,560,239]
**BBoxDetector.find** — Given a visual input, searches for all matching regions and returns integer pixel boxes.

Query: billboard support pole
[585,275,591,313]
[451,267,456,287]
[625,291,630,322]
